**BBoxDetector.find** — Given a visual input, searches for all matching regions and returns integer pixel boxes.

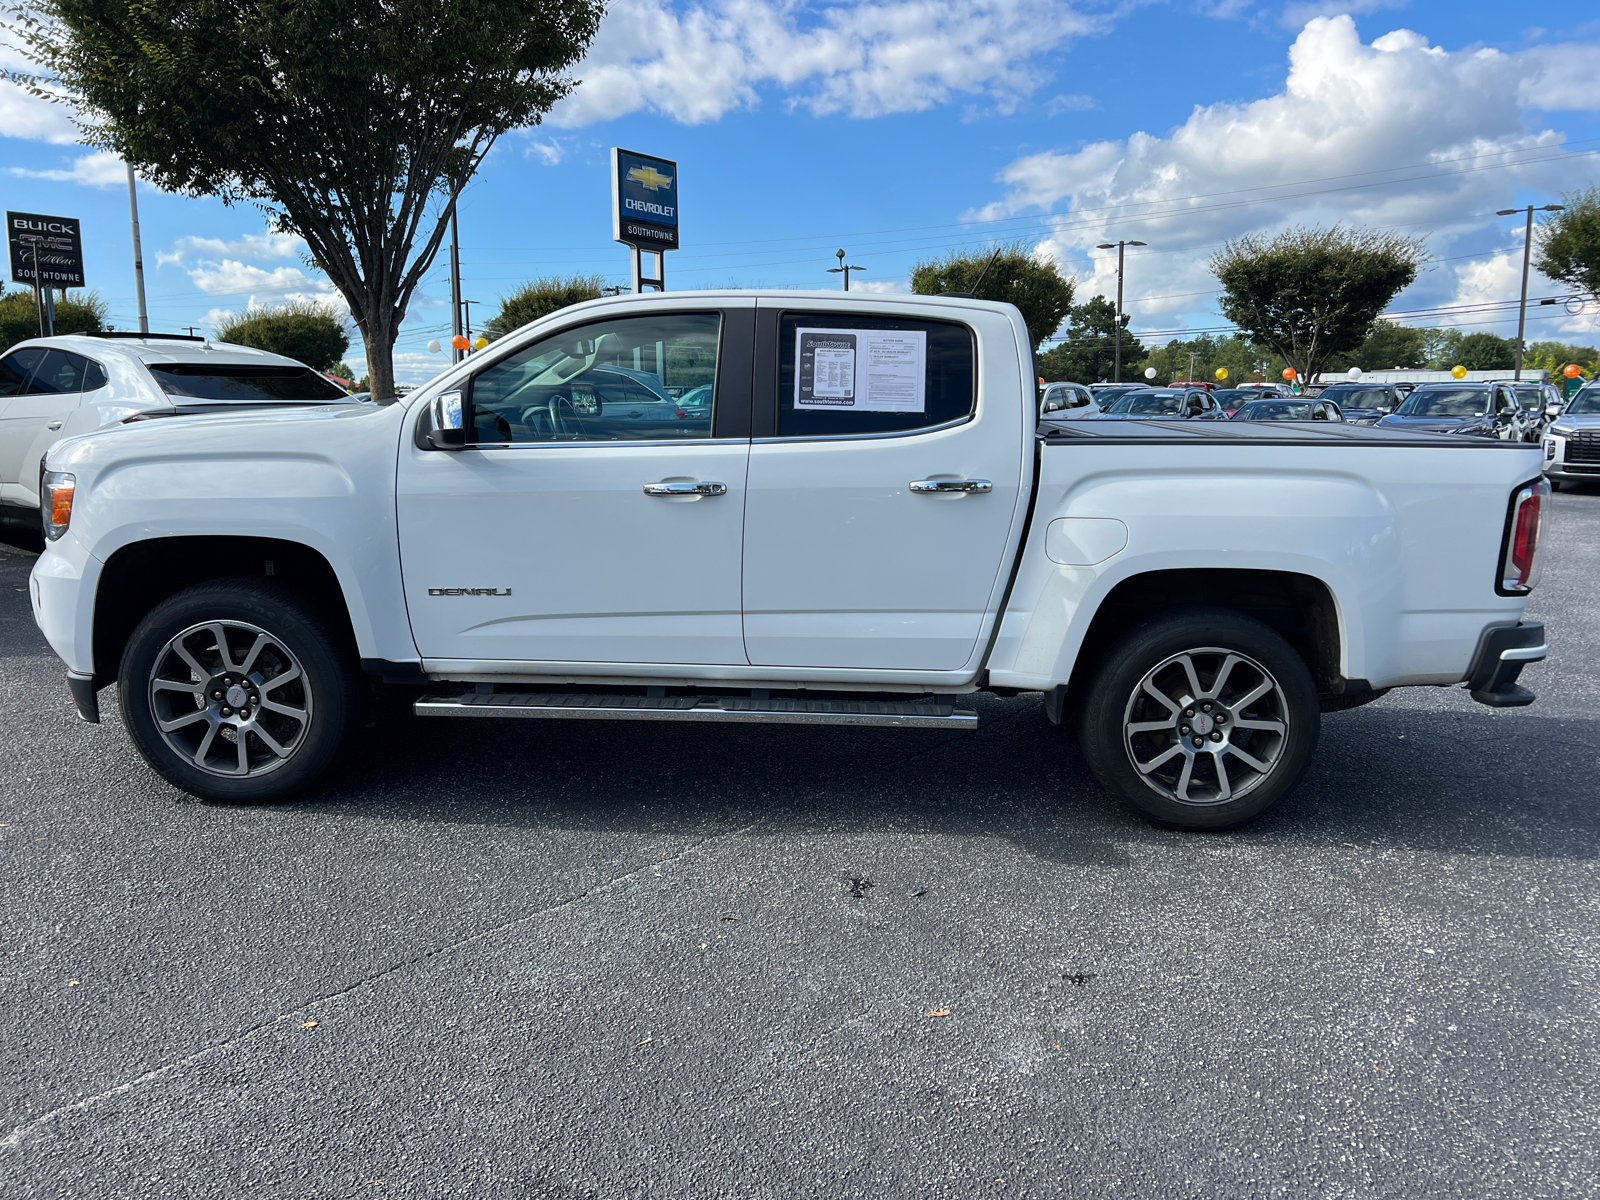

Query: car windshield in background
[1395,387,1489,417]
[147,363,351,403]
[1235,401,1314,421]
[1322,387,1389,408]
[1565,389,1600,415]
[1511,385,1545,408]
[1211,390,1253,406]
[1108,391,1183,415]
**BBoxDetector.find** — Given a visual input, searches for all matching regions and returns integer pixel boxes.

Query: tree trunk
[357,307,397,401]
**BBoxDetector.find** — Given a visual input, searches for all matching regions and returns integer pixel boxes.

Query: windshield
[1108,391,1183,415]
[1565,388,1600,415]
[1211,390,1252,406]
[1395,387,1489,417]
[147,363,350,403]
[1235,401,1314,421]
[1322,387,1389,408]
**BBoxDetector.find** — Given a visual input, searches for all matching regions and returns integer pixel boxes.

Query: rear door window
[147,363,349,402]
[0,348,45,397]
[775,312,975,438]
[25,350,88,394]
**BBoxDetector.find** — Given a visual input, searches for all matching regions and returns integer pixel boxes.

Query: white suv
[0,333,355,530]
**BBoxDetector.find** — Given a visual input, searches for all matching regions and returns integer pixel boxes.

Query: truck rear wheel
[1078,608,1320,830]
[118,578,357,804]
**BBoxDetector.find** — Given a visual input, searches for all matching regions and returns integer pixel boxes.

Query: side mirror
[1546,403,1562,419]
[425,390,466,450]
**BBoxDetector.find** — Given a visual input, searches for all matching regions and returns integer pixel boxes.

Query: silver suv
[0,333,354,529]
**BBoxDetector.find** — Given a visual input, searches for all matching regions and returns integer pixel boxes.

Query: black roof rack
[82,331,205,342]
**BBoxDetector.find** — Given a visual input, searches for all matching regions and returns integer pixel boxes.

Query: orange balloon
[451,334,470,351]
[1564,363,1582,378]
[1282,367,1297,381]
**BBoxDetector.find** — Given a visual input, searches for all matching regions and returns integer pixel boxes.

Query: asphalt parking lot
[2,488,1597,1200]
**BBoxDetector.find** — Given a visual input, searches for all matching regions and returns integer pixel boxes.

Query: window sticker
[795,327,926,413]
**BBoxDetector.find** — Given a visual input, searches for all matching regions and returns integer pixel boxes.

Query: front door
[397,304,753,666]
[0,348,82,500]
[740,303,1028,672]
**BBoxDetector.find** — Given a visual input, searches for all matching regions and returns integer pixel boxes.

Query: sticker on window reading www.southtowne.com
[795,328,927,413]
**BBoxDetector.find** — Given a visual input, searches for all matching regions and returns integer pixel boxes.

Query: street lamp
[1496,204,1565,380]
[827,248,865,291]
[1095,239,1147,382]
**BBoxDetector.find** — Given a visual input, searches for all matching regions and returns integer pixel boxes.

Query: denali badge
[428,587,512,596]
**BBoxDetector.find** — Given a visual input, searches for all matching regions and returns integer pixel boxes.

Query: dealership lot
[1,490,1597,1199]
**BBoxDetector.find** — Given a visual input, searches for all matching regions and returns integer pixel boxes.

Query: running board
[414,692,979,729]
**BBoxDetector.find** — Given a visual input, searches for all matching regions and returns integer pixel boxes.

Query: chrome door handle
[910,479,992,494]
[47,421,63,431]
[643,481,727,497]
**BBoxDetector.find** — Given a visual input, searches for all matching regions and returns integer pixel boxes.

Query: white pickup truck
[28,292,1551,829]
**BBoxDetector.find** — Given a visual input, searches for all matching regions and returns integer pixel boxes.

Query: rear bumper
[1464,621,1545,708]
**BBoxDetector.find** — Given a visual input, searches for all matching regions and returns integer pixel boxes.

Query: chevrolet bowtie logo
[627,165,673,191]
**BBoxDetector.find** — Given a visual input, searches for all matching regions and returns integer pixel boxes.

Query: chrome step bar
[414,692,979,729]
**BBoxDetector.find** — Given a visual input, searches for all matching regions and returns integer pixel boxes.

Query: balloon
[1451,364,1467,379]
[1282,367,1297,381]
[426,339,441,354]
[1144,367,1157,380]
[1347,367,1362,380]
[451,334,470,351]
[1214,367,1228,381]
[1564,363,1582,379]
[473,336,489,350]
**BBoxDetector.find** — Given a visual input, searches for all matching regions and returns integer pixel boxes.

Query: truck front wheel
[118,578,358,804]
[1078,608,1320,830]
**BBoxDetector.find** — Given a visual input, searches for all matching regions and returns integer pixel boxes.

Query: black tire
[1077,607,1320,830]
[118,577,358,803]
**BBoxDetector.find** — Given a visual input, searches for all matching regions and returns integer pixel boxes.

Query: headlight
[1545,439,1557,461]
[40,471,76,541]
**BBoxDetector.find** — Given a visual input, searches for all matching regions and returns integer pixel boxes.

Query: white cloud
[855,279,908,294]
[551,0,1102,126]
[157,228,304,266]
[1278,0,1408,32]
[0,43,79,144]
[7,149,129,187]
[977,17,1600,335]
[189,260,318,296]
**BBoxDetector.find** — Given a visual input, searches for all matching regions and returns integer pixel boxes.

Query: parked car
[1231,399,1344,422]
[1314,383,1409,425]
[1542,382,1600,490]
[1486,380,1565,442]
[0,333,356,531]
[31,291,1548,831]
[1041,381,1099,418]
[1087,383,1153,407]
[1087,388,1222,419]
[1377,382,1527,440]
[1210,388,1258,416]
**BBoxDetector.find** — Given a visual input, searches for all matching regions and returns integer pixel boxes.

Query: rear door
[740,301,1028,671]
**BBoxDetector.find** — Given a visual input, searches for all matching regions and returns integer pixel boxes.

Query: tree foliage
[1535,187,1600,306]
[911,241,1073,350]
[1323,320,1427,372]
[1211,225,1425,384]
[11,0,604,400]
[1037,295,1145,383]
[213,300,351,371]
[487,274,605,338]
[1454,331,1516,371]
[1137,332,1283,386]
[1526,339,1600,381]
[0,287,106,352]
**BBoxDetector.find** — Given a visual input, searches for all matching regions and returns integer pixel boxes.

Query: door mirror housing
[425,390,467,450]
[1546,402,1562,419]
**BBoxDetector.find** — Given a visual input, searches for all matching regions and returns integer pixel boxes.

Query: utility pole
[827,248,865,291]
[462,298,479,346]
[127,161,149,333]
[1498,202,1565,380]
[449,203,463,364]
[1096,239,1147,383]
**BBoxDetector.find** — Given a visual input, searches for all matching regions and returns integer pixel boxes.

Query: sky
[4,0,1600,384]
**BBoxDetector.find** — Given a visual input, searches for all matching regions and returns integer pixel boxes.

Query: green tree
[1324,320,1427,372]
[1454,332,1516,371]
[1421,328,1463,370]
[486,274,605,338]
[1212,225,1425,384]
[213,300,351,371]
[911,241,1074,350]
[1525,340,1600,381]
[1037,295,1145,383]
[12,0,604,401]
[0,287,107,351]
[1137,333,1280,386]
[1535,187,1600,307]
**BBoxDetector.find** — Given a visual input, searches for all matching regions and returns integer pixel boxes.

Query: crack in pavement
[2,694,1043,1155]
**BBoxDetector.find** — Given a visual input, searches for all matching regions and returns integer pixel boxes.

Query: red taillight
[1499,479,1550,594]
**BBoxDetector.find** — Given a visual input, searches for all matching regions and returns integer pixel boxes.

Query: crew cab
[29,292,1551,829]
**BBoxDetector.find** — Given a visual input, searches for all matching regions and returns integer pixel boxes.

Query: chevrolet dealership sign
[611,148,679,252]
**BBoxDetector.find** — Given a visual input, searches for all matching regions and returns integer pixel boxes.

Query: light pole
[1095,239,1146,382]
[827,248,865,291]
[1497,203,1564,380]
[126,162,149,334]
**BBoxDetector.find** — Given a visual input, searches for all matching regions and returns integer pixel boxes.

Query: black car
[1376,382,1522,438]
[1231,398,1344,422]
[1314,382,1409,425]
